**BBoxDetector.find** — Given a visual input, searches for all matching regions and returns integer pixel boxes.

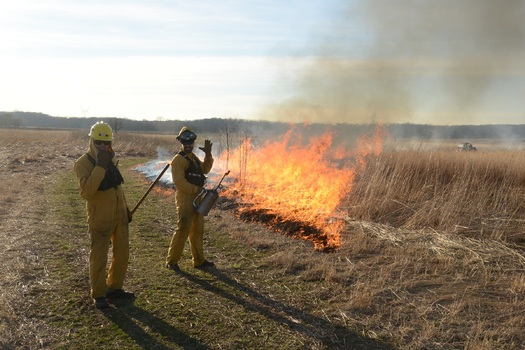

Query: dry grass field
[1,128,525,349]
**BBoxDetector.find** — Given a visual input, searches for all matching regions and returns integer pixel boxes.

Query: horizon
[1,1,524,125]
[5,110,525,128]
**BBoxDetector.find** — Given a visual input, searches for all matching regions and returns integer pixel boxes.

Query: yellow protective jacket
[74,140,128,231]
[171,151,214,199]
[74,139,129,298]
[166,150,214,266]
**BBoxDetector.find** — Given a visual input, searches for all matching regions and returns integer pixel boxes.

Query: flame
[153,186,175,196]
[221,125,385,251]
[132,131,385,251]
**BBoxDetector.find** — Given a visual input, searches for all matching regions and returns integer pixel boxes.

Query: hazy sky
[1,0,524,125]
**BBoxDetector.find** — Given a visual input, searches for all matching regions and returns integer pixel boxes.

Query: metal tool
[193,170,230,216]
[131,162,170,215]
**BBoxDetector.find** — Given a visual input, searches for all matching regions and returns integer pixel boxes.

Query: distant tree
[218,119,240,170]
[109,117,124,135]
[0,113,21,128]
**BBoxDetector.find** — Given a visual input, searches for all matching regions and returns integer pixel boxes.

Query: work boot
[94,297,110,309]
[166,263,180,272]
[195,260,215,269]
[106,289,135,299]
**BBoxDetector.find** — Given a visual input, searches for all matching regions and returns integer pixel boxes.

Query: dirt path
[0,129,85,348]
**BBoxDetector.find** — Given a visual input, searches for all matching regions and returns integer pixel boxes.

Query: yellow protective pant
[166,194,205,267]
[89,197,129,298]
[89,216,129,298]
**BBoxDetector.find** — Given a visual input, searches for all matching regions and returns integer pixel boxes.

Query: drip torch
[193,170,230,216]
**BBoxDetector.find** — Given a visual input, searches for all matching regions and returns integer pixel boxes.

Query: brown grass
[347,146,525,242]
[1,128,525,349]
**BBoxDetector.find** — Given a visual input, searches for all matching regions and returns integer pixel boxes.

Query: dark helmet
[176,126,197,144]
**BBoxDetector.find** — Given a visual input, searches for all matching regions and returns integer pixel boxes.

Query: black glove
[199,139,213,156]
[127,207,133,223]
[96,151,113,169]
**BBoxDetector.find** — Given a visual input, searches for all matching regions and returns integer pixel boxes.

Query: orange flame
[220,125,386,250]
[154,186,175,196]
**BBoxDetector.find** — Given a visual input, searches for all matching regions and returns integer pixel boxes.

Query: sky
[1,0,524,125]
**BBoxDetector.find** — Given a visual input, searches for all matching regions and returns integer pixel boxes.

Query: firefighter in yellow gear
[166,126,214,271]
[74,122,134,309]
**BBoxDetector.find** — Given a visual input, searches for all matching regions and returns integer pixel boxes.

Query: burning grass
[218,126,384,251]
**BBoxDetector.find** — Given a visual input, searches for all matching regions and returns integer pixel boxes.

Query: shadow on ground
[103,301,208,350]
[175,267,395,350]
[103,267,395,349]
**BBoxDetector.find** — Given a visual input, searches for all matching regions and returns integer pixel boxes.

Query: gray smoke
[261,0,525,125]
[135,147,173,186]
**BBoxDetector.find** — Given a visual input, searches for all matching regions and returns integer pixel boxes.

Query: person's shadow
[102,268,395,349]
[175,267,396,350]
[102,301,208,350]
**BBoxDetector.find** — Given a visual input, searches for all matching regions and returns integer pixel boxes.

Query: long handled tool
[131,162,170,215]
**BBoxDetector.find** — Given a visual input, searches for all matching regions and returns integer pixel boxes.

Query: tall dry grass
[347,147,525,242]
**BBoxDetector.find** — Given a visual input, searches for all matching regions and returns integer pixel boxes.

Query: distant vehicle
[457,143,477,151]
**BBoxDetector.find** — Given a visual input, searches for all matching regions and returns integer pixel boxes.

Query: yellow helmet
[88,122,113,141]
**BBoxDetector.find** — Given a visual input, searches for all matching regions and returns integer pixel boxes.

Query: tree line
[0,111,288,136]
[1,111,525,141]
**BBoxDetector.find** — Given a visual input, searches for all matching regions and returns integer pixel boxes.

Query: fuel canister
[193,189,219,216]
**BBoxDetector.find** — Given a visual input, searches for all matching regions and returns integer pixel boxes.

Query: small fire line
[215,197,338,253]
[134,169,339,252]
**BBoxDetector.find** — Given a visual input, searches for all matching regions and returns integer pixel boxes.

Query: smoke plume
[261,0,525,125]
